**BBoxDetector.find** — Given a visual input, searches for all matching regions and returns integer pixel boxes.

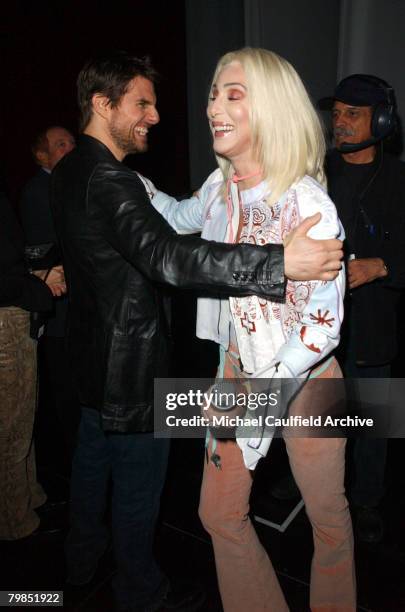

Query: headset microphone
[338,137,380,153]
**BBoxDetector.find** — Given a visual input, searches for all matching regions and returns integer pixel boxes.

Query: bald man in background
[20,126,79,478]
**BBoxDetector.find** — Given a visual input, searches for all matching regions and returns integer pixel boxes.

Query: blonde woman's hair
[210,47,326,205]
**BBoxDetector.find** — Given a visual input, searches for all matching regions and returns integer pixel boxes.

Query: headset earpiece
[338,76,397,153]
[371,99,396,141]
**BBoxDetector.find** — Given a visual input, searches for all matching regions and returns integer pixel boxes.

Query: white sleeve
[262,179,345,378]
[135,171,202,234]
[137,169,222,235]
[151,192,204,234]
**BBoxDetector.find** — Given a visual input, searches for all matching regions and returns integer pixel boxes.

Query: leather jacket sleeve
[89,164,285,299]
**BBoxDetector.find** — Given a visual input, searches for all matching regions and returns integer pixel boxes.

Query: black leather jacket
[51,135,285,433]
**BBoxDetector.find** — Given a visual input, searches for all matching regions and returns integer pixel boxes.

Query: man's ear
[92,93,112,120]
[35,149,49,169]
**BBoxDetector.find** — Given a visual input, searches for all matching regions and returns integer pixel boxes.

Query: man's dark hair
[77,50,158,132]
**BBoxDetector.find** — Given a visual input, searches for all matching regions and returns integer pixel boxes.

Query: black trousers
[35,336,81,475]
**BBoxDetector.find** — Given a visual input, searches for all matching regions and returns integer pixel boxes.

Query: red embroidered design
[309,309,335,328]
[280,192,299,240]
[258,298,270,323]
[251,208,266,225]
[240,204,278,246]
[240,313,256,334]
[300,326,321,353]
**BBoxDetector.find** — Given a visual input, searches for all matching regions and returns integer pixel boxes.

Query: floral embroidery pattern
[234,191,316,343]
[227,177,340,374]
[300,326,321,353]
[309,309,335,328]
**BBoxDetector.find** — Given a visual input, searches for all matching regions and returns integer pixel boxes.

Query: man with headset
[320,74,405,543]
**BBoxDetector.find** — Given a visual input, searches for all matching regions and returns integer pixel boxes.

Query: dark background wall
[185,0,246,188]
[4,1,404,201]
[1,1,189,204]
[185,0,405,185]
[185,0,342,187]
[2,1,403,376]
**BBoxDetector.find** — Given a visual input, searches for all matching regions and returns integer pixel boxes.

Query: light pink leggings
[199,353,356,612]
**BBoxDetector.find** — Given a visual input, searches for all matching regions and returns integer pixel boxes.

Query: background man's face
[107,76,160,156]
[45,127,76,170]
[332,101,373,148]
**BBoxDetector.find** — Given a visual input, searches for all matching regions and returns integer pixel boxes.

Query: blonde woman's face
[207,61,253,165]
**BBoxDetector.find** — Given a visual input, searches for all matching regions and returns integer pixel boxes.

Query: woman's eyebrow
[223,82,247,89]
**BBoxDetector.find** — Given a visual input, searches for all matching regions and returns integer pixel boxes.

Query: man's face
[45,127,76,170]
[332,101,373,148]
[107,76,159,156]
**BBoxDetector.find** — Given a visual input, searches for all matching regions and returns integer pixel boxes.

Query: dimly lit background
[2,5,405,609]
[1,1,190,203]
[2,1,405,203]
[2,0,405,375]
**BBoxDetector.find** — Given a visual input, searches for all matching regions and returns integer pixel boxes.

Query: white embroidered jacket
[147,168,345,375]
[141,170,345,468]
